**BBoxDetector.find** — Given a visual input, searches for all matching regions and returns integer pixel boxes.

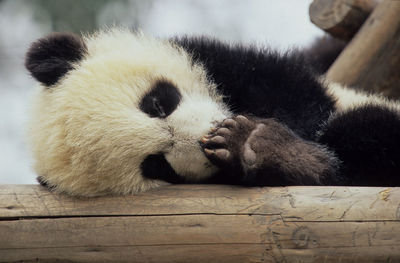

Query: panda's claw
[200,136,210,143]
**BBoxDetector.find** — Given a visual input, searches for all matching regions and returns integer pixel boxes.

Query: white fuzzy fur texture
[28,29,229,196]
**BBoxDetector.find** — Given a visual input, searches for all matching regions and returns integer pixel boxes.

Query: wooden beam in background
[310,0,380,40]
[325,0,400,97]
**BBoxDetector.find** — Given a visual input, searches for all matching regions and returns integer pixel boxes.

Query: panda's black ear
[25,33,87,87]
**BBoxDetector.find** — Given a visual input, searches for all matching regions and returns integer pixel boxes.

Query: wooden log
[1,185,400,262]
[326,0,400,98]
[309,0,380,40]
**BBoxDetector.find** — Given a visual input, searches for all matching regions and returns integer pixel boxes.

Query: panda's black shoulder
[172,35,329,101]
[173,35,270,80]
[173,36,336,140]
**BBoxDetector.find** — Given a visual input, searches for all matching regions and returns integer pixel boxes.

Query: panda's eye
[140,80,181,118]
[152,97,166,118]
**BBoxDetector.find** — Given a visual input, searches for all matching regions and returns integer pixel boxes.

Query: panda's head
[26,29,230,196]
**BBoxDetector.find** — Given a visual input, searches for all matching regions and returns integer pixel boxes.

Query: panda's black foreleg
[318,105,400,186]
[201,115,340,186]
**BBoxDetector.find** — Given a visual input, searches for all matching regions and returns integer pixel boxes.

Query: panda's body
[25,29,400,196]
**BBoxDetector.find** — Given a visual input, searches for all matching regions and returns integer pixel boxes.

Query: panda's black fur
[175,36,336,140]
[142,36,400,187]
[25,30,400,196]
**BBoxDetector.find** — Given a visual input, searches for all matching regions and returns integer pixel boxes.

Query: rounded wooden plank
[326,0,400,97]
[1,185,400,221]
[309,0,379,40]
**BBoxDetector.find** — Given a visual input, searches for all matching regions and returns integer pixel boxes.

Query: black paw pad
[204,148,233,164]
[243,142,257,166]
[221,118,238,128]
[235,115,252,126]
[201,115,256,167]
[215,127,231,136]
[201,130,232,165]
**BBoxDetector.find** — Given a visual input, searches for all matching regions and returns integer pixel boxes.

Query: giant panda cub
[25,29,400,197]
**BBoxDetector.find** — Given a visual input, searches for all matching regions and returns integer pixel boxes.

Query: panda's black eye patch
[139,80,181,118]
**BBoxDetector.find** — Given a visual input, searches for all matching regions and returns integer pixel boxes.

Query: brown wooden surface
[326,0,400,98]
[1,184,400,262]
[309,0,379,40]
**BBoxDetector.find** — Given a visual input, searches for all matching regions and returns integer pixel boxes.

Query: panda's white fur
[28,29,230,196]
[27,29,400,196]
[326,81,400,113]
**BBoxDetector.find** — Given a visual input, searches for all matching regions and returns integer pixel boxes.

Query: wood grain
[1,184,400,262]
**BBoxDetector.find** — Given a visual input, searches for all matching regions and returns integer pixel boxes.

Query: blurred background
[0,0,322,184]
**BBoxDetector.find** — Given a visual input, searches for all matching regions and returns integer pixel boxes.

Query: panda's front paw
[201,115,340,186]
[201,115,256,168]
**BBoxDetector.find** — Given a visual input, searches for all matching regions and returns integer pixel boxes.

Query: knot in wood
[291,226,318,248]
